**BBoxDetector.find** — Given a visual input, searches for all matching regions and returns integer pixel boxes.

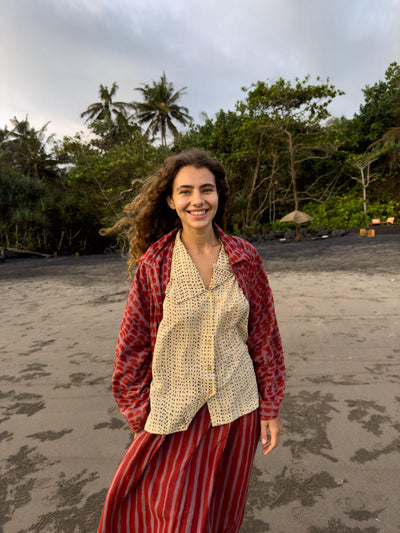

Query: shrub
[262,194,400,233]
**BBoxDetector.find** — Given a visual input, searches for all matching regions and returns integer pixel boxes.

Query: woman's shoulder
[140,228,178,266]
[219,231,260,261]
[227,234,257,251]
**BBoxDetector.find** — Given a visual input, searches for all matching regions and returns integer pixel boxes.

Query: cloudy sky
[1,0,399,139]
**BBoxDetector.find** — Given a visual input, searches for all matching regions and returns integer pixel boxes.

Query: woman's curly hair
[105,149,230,276]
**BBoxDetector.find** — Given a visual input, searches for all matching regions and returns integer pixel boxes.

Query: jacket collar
[140,227,178,267]
[214,225,252,266]
[141,224,251,267]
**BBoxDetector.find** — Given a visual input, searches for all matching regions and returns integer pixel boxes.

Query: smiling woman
[98,149,285,533]
[103,149,230,277]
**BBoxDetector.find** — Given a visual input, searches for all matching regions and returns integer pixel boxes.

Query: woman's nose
[191,190,203,205]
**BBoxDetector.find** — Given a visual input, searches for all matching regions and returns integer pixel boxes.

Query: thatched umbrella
[280,210,313,240]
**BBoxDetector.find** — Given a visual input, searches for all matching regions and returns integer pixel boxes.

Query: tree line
[1,64,399,255]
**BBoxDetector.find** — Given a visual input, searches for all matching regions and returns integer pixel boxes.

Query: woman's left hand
[260,416,282,456]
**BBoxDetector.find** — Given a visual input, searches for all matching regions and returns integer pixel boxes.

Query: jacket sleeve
[112,261,152,433]
[246,249,285,420]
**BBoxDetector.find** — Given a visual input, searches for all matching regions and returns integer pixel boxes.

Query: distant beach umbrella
[280,210,313,224]
[280,210,313,241]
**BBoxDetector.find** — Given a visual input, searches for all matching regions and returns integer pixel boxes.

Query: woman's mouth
[188,209,208,216]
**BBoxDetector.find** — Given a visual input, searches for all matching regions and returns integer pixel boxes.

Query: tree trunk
[350,155,379,219]
[361,168,367,216]
[4,247,51,258]
[161,118,166,146]
[58,230,65,251]
[245,133,263,227]
[285,129,299,211]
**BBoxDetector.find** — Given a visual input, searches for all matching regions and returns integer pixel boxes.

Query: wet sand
[1,231,399,532]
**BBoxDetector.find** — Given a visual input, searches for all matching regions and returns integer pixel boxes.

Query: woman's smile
[187,209,208,217]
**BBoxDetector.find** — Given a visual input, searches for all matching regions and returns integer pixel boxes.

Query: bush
[301,195,400,230]
[259,194,400,234]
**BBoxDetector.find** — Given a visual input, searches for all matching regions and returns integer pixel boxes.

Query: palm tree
[0,116,57,180]
[81,82,131,123]
[132,73,192,145]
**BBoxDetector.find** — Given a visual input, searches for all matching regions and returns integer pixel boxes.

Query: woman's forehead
[173,166,216,188]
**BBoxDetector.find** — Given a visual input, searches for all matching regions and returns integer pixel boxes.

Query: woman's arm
[112,262,153,433]
[246,250,286,421]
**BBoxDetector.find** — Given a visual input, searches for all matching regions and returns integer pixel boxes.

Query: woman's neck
[180,226,220,253]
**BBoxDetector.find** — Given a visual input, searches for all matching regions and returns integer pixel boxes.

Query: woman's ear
[167,196,175,209]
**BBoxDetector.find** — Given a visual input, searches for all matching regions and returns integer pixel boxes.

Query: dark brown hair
[105,149,230,276]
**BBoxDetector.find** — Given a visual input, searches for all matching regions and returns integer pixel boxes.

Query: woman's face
[167,165,219,233]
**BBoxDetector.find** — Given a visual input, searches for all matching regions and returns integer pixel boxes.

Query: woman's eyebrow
[176,183,216,191]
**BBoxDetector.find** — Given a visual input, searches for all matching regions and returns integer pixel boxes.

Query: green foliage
[300,194,400,230]
[0,116,58,180]
[175,110,243,162]
[0,167,52,248]
[89,116,141,151]
[57,132,168,228]
[178,76,346,231]
[239,75,344,123]
[1,68,399,256]
[302,196,367,229]
[354,62,400,148]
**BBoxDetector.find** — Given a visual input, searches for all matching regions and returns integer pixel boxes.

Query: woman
[98,149,285,532]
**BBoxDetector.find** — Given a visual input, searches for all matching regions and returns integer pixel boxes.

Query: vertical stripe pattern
[98,406,259,533]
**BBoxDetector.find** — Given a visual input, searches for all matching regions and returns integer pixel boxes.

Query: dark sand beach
[1,229,399,532]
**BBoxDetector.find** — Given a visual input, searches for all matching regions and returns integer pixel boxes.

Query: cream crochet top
[144,231,259,434]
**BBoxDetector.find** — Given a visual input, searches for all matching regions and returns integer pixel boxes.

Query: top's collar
[168,231,233,303]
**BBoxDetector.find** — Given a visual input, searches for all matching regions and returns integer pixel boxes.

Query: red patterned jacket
[113,225,285,433]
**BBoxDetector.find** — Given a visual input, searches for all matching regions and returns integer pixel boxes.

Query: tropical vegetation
[1,66,399,255]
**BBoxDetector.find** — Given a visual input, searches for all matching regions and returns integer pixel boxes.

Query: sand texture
[1,231,399,532]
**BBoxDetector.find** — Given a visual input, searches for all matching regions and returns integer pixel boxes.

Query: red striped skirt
[98,405,260,533]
